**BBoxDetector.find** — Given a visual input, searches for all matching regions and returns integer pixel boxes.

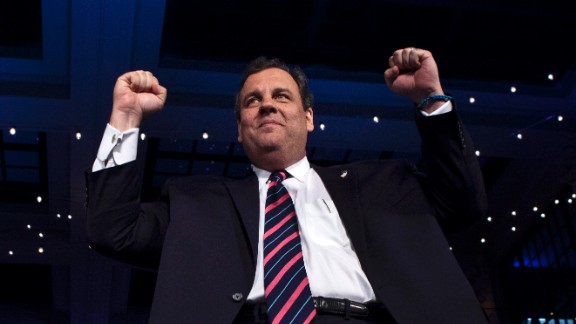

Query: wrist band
[416,94,452,109]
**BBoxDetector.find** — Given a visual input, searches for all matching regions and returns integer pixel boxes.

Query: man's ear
[306,108,314,132]
[237,120,243,143]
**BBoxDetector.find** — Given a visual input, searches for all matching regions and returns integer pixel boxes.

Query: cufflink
[232,292,243,302]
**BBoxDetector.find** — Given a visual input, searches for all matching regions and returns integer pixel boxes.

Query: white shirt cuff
[420,101,452,116]
[92,124,139,171]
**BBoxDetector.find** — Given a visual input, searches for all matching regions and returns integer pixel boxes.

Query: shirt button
[232,293,243,302]
[111,134,117,143]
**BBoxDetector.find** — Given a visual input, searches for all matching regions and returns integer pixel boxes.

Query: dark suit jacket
[86,110,488,323]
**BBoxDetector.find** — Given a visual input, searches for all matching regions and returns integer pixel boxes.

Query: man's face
[237,68,314,168]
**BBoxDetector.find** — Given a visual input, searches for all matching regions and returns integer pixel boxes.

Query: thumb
[384,65,400,88]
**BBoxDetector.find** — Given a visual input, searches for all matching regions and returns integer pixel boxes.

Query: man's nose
[259,98,277,115]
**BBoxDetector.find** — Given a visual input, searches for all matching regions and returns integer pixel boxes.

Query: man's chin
[258,143,282,153]
[242,140,280,155]
[254,135,284,149]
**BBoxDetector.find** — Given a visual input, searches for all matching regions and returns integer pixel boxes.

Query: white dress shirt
[249,158,376,302]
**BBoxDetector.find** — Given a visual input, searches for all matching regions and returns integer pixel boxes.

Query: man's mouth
[259,120,282,127]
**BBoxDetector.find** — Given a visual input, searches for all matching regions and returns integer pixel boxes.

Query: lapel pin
[340,170,348,178]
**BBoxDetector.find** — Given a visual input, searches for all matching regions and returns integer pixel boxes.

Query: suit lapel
[223,174,260,264]
[313,166,367,254]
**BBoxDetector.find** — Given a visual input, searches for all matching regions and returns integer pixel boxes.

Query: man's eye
[275,94,288,100]
[245,97,259,106]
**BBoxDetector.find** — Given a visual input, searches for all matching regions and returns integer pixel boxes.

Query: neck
[249,152,305,172]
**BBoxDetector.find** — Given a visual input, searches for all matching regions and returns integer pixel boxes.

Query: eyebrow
[272,87,293,96]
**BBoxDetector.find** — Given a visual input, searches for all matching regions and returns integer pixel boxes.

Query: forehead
[240,68,299,95]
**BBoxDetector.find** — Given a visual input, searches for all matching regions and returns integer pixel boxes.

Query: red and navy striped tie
[263,171,316,324]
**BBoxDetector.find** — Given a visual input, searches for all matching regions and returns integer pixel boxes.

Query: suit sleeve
[85,161,169,269]
[414,107,488,232]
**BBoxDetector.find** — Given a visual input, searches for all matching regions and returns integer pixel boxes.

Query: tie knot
[269,170,290,184]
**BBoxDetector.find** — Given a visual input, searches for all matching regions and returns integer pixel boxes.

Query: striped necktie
[263,170,316,324]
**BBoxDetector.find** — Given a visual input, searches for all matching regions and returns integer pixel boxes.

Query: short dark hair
[234,56,313,120]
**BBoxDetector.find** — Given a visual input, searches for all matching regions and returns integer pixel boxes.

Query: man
[86,47,488,323]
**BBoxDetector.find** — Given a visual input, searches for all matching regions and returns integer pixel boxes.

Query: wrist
[416,94,452,109]
[109,109,142,132]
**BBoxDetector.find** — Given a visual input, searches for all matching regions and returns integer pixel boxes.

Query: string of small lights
[1,71,574,258]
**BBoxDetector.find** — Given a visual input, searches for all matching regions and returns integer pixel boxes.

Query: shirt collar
[251,156,310,183]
